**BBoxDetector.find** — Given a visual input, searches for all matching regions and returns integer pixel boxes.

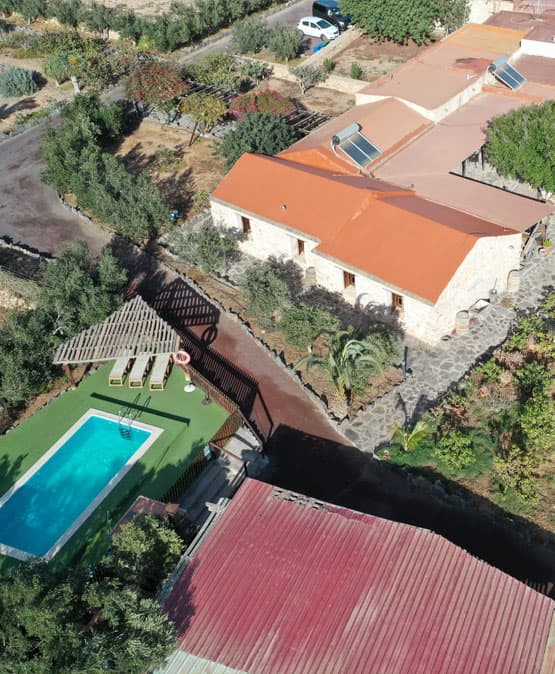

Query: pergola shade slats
[53,296,181,365]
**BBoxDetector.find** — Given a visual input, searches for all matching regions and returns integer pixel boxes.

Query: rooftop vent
[332,122,381,170]
[488,55,526,90]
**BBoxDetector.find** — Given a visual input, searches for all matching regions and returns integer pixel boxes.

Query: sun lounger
[128,354,152,389]
[108,357,131,387]
[149,354,172,391]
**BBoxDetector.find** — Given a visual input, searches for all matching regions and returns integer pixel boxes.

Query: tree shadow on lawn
[263,424,555,592]
[0,452,29,494]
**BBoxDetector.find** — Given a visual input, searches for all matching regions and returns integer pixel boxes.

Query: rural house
[210,18,555,344]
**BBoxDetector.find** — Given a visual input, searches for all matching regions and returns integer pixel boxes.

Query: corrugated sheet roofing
[163,479,555,674]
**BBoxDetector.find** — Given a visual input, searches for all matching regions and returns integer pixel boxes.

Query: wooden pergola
[53,295,180,382]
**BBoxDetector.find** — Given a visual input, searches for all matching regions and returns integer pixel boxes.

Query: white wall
[519,39,555,59]
[355,76,485,123]
[211,199,523,344]
[403,233,522,342]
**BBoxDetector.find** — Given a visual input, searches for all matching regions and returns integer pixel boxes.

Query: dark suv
[312,0,350,31]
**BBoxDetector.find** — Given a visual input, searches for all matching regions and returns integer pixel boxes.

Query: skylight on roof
[488,55,526,90]
[332,123,381,170]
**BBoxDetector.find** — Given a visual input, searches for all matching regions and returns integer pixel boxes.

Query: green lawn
[0,363,228,571]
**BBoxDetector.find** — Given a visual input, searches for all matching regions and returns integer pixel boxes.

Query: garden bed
[157,246,403,418]
[255,76,355,117]
[379,300,555,533]
[0,53,73,135]
[113,120,226,216]
[330,35,427,82]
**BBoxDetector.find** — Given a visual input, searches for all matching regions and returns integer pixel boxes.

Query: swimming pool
[0,409,163,561]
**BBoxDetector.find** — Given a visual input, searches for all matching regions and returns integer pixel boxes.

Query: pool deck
[0,363,228,569]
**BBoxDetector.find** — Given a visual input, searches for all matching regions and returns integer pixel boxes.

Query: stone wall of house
[210,199,523,344]
[404,232,522,342]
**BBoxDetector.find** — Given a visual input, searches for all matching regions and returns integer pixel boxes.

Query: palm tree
[391,420,430,452]
[296,328,396,411]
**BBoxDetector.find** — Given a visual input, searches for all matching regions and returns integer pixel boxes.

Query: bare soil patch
[332,35,428,82]
[258,77,355,117]
[0,53,74,134]
[114,120,226,215]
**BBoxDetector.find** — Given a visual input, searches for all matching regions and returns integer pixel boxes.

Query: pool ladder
[117,396,144,438]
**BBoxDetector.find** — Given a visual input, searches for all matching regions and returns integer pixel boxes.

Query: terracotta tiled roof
[211,14,555,304]
[280,99,432,174]
[163,479,555,674]
[212,154,515,303]
[359,24,526,110]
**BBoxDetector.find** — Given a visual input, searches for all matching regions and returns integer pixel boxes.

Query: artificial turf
[0,362,228,570]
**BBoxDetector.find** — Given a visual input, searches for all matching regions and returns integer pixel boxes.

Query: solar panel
[338,132,381,169]
[494,63,526,89]
[489,56,526,90]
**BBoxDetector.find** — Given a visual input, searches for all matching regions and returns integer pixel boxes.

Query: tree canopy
[41,241,127,338]
[339,0,469,44]
[106,514,184,593]
[217,112,296,171]
[41,93,168,243]
[0,242,125,408]
[126,61,188,115]
[0,563,176,673]
[484,101,555,198]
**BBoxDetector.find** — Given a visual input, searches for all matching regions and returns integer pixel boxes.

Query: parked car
[297,16,339,41]
[312,0,350,31]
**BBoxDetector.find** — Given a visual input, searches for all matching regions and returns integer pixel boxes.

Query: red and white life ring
[172,350,191,365]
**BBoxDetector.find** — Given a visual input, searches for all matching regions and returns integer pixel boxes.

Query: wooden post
[63,363,75,387]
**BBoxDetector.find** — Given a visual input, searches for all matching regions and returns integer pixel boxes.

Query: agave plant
[296,328,397,409]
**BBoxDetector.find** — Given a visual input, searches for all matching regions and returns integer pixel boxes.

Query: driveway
[0,125,111,256]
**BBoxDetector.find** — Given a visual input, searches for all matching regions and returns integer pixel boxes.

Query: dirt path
[0,125,111,255]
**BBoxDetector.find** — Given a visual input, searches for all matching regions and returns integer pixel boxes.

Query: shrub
[350,62,363,79]
[493,446,538,506]
[507,315,549,351]
[184,52,242,91]
[240,262,290,328]
[281,303,340,349]
[476,358,502,383]
[106,514,184,594]
[216,111,296,171]
[267,25,302,62]
[434,429,476,472]
[233,16,268,53]
[322,57,335,73]
[240,58,271,85]
[514,361,552,398]
[520,394,555,453]
[44,53,71,84]
[229,89,295,120]
[169,222,237,275]
[290,64,326,94]
[0,65,38,96]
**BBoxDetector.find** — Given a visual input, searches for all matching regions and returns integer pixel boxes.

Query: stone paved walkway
[340,226,555,453]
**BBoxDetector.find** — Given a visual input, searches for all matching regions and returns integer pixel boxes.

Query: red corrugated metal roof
[164,479,554,674]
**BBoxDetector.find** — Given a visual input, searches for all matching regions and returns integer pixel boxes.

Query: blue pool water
[0,415,152,557]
